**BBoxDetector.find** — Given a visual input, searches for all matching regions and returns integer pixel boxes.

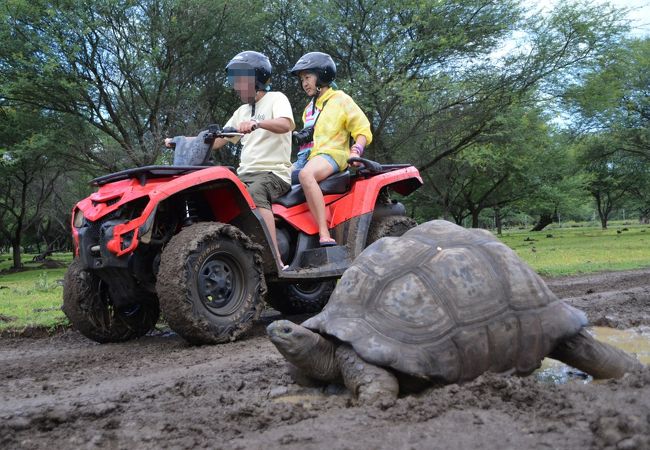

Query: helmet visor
[227,67,255,86]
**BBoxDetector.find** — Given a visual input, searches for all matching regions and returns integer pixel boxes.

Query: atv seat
[274,170,351,208]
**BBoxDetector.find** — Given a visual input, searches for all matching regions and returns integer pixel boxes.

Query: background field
[500,222,650,276]
[1,223,650,333]
[0,253,72,333]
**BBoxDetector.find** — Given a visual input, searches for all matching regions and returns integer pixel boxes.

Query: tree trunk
[471,209,480,228]
[593,191,612,230]
[531,212,554,232]
[11,237,22,270]
[495,207,503,235]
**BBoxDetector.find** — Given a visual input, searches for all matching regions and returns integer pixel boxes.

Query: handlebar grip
[348,156,383,173]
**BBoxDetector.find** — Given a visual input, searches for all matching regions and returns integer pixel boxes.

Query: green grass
[498,224,650,276]
[0,253,73,333]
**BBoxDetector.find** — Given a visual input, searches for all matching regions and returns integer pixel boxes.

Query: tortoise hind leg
[335,345,399,403]
[550,329,643,379]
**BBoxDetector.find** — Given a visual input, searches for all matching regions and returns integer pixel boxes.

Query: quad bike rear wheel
[366,215,417,246]
[62,259,160,343]
[266,280,336,315]
[156,222,265,345]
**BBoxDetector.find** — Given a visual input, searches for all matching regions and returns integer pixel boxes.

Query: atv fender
[73,167,256,260]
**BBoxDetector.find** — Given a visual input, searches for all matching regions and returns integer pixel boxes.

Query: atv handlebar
[347,156,383,173]
[203,124,244,144]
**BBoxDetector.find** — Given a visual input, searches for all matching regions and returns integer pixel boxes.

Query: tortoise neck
[295,332,341,382]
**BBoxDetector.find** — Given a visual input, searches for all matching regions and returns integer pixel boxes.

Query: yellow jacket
[305,88,373,171]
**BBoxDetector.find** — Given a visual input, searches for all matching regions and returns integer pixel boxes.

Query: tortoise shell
[303,220,587,383]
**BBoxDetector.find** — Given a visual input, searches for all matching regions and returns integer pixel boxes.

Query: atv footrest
[297,245,350,269]
[277,245,351,281]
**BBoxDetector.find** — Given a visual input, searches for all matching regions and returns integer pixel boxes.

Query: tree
[263,0,628,224]
[563,37,649,161]
[421,104,584,229]
[0,107,71,268]
[518,132,590,231]
[562,38,650,229]
[0,0,264,170]
[577,135,646,229]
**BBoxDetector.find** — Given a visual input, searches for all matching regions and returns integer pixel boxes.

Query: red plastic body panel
[272,166,422,235]
[73,167,254,256]
[73,165,422,256]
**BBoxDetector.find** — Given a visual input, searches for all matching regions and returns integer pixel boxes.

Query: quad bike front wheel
[156,222,266,345]
[266,280,336,315]
[62,259,160,343]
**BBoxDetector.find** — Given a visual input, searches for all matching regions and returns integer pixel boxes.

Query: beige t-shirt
[225,91,294,184]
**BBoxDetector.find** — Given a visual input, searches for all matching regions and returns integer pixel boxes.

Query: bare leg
[335,344,399,403]
[299,156,335,241]
[258,207,285,267]
[550,329,643,379]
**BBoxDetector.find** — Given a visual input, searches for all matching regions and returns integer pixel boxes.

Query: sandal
[319,237,337,247]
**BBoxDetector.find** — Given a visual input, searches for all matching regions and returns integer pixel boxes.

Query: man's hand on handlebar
[237,120,259,134]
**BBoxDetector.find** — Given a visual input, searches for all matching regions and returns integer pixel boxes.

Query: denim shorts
[318,154,340,173]
[291,152,340,184]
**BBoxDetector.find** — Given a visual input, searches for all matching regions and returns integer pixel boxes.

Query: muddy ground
[1,269,649,450]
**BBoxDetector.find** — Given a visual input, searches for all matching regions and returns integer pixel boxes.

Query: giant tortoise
[267,220,642,402]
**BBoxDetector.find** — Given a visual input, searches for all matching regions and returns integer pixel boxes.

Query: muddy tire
[366,215,417,246]
[156,222,265,345]
[266,280,336,315]
[62,259,160,343]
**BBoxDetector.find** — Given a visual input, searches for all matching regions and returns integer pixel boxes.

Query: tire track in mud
[545,268,650,328]
[0,336,276,414]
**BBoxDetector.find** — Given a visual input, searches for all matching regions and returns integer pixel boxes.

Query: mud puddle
[591,326,650,363]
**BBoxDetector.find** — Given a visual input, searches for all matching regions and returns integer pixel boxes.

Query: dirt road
[1,269,649,449]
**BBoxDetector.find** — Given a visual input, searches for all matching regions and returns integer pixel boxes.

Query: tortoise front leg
[335,345,399,403]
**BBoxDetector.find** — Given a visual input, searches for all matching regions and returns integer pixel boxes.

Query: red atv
[63,125,422,344]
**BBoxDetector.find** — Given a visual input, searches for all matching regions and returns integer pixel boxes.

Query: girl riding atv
[289,52,373,247]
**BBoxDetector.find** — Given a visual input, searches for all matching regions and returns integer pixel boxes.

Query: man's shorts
[239,172,290,210]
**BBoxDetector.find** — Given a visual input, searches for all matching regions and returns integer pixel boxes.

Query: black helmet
[226,51,272,91]
[289,52,336,86]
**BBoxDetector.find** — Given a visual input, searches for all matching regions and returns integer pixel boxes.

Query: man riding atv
[166,51,294,269]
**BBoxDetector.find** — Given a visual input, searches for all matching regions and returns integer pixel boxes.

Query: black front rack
[90,165,235,187]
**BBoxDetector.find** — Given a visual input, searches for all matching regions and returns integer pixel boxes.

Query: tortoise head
[267,320,321,359]
[267,319,340,381]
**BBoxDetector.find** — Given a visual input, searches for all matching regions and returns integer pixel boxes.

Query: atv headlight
[73,209,85,228]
